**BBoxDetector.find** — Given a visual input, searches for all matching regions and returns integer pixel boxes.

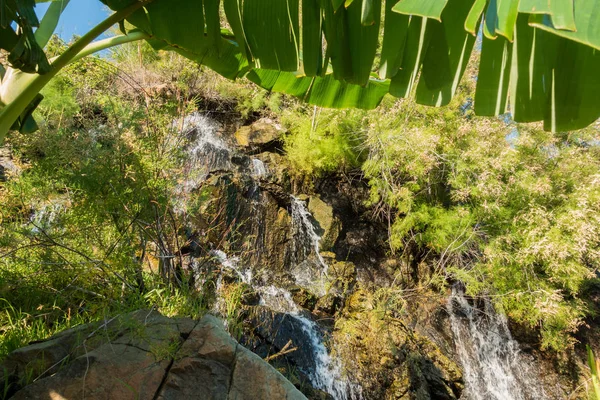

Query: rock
[3,310,307,400]
[296,194,310,202]
[240,283,261,306]
[256,152,291,190]
[328,259,356,284]
[333,290,463,400]
[290,286,318,310]
[314,293,343,315]
[306,195,341,251]
[235,118,284,150]
[406,350,461,400]
[0,146,19,182]
[246,307,322,380]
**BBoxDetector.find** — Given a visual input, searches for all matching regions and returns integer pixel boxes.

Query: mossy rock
[307,195,341,251]
[314,293,342,315]
[4,311,307,400]
[257,152,291,189]
[290,286,318,310]
[235,118,284,148]
[328,260,356,282]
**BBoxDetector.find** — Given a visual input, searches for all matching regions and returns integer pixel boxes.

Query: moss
[333,286,463,399]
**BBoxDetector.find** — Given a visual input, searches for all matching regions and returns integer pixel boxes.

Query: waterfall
[211,251,362,400]
[251,158,268,178]
[448,286,547,400]
[290,196,328,271]
[210,250,253,284]
[173,113,232,213]
[290,196,328,295]
[258,285,362,400]
[180,112,232,175]
[30,201,64,233]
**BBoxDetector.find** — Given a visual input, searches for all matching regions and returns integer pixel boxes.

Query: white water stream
[289,196,329,296]
[251,158,268,178]
[173,113,232,213]
[258,285,363,400]
[210,202,362,400]
[448,286,547,400]
[30,201,65,233]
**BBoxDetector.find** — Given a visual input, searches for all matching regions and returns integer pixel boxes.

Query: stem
[58,31,151,65]
[0,1,150,141]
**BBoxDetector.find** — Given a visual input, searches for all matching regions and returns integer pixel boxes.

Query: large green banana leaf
[5,0,600,131]
[96,0,598,131]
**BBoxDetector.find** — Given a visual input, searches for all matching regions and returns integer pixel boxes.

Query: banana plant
[589,346,600,399]
[0,0,599,144]
[0,0,152,138]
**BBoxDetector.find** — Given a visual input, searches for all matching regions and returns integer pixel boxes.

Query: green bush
[282,108,367,177]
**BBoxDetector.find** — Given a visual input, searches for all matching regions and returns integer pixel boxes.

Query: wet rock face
[312,176,389,284]
[248,307,322,377]
[187,172,294,282]
[306,195,341,251]
[2,310,306,400]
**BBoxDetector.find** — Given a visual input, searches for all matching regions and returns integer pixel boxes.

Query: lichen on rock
[1,310,307,400]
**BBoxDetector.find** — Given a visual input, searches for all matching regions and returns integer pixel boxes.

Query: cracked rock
[2,310,306,400]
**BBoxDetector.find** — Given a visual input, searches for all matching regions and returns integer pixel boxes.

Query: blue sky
[35,0,111,41]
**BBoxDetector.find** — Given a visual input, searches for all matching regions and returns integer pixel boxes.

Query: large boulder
[2,310,307,400]
[235,118,284,150]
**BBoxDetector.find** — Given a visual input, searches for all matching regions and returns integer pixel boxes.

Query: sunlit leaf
[247,69,389,109]
[475,35,512,116]
[548,37,600,131]
[392,0,448,21]
[389,16,429,98]
[416,0,478,106]
[379,0,410,79]
[302,0,323,76]
[243,0,300,71]
[223,0,252,62]
[484,0,520,41]
[509,15,554,123]
[464,0,486,34]
[529,0,600,51]
[361,0,376,25]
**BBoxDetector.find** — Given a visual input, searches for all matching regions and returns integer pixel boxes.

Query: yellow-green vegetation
[281,107,368,177]
[0,37,287,358]
[1,30,599,364]
[588,346,600,400]
[0,41,208,359]
[334,286,462,398]
[282,66,600,350]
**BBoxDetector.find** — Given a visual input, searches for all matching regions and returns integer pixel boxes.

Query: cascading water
[289,196,329,296]
[251,158,268,178]
[211,250,362,400]
[210,249,253,284]
[179,113,361,399]
[30,201,64,233]
[180,112,232,175]
[258,285,362,400]
[448,286,547,400]
[173,113,233,213]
